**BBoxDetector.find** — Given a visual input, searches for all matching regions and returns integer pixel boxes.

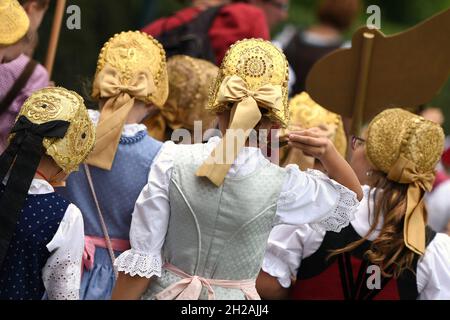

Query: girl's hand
[288,128,335,160]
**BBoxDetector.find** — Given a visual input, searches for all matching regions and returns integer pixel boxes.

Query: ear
[21,1,33,13]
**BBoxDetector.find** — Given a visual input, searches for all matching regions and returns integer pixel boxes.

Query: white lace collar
[88,110,147,138]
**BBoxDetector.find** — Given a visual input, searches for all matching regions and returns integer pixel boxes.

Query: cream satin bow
[387,155,435,255]
[196,75,283,186]
[86,64,155,170]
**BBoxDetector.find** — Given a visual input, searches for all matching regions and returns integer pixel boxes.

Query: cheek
[350,148,367,170]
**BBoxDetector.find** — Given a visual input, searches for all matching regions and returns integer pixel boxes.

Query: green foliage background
[34,0,449,132]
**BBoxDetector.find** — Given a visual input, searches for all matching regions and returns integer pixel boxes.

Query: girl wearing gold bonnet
[279,92,347,171]
[0,87,95,300]
[144,55,218,142]
[0,0,29,63]
[259,108,450,300]
[59,31,168,300]
[113,39,362,300]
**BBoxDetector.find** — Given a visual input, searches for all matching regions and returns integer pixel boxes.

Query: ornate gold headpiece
[0,0,29,45]
[197,39,290,186]
[366,108,445,256]
[206,38,290,127]
[15,87,96,173]
[87,31,168,170]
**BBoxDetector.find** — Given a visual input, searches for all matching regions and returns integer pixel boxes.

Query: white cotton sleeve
[42,204,84,300]
[262,224,326,288]
[114,141,176,279]
[276,166,359,233]
[417,233,450,300]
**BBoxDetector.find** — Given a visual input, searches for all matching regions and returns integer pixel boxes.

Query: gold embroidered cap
[207,38,290,127]
[88,31,168,170]
[0,0,30,45]
[291,92,347,156]
[166,55,218,131]
[197,39,290,186]
[280,92,347,169]
[366,108,445,256]
[366,108,444,175]
[14,87,96,174]
[92,31,168,107]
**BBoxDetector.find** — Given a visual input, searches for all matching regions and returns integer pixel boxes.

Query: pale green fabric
[145,143,287,300]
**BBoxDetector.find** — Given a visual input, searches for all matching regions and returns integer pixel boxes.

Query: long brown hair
[331,172,419,278]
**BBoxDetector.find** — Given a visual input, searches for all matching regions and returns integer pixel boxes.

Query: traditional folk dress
[0,179,84,300]
[59,31,168,300]
[263,185,450,300]
[115,139,358,300]
[263,109,450,300]
[116,38,360,301]
[0,87,95,300]
[60,111,161,300]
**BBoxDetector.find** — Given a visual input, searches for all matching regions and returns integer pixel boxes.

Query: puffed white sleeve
[114,141,175,279]
[262,224,325,288]
[276,166,359,233]
[42,204,84,300]
[417,233,450,300]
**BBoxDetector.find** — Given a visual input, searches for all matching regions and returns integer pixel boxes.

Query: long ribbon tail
[403,184,426,255]
[86,98,135,170]
[0,134,44,267]
[196,97,262,186]
[0,135,24,181]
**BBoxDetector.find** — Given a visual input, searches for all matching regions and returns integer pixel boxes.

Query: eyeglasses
[267,0,289,12]
[351,136,366,151]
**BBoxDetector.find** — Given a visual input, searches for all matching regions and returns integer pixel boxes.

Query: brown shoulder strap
[0,59,38,115]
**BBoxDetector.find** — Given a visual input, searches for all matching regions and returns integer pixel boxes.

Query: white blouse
[262,185,450,300]
[426,180,450,233]
[28,179,84,300]
[115,137,359,279]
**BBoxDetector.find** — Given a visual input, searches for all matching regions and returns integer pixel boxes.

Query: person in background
[240,0,289,31]
[0,0,50,152]
[0,0,30,64]
[144,55,219,142]
[419,106,445,127]
[279,92,347,171]
[142,0,270,65]
[426,148,450,234]
[257,108,450,300]
[275,0,361,96]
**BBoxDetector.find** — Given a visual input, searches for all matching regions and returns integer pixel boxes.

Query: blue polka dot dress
[0,181,85,300]
[59,119,162,300]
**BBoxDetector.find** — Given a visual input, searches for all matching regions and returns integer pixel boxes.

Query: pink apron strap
[155,263,260,300]
[82,236,131,271]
